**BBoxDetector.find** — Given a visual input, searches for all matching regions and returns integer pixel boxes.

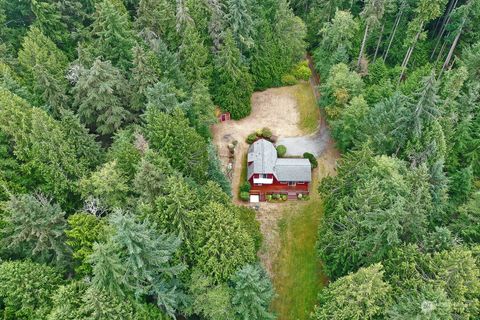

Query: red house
[247,139,312,202]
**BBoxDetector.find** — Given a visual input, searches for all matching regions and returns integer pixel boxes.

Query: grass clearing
[271,174,328,320]
[291,82,319,134]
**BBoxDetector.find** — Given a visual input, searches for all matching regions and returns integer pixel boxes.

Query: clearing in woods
[211,76,339,320]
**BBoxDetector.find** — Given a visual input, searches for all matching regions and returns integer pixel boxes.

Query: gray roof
[274,158,312,182]
[247,139,312,182]
[247,139,277,179]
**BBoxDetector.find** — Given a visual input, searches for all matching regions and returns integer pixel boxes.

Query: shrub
[246,133,257,144]
[303,152,318,168]
[273,194,280,200]
[266,195,272,201]
[281,74,297,85]
[293,61,312,81]
[240,191,250,201]
[240,181,251,193]
[281,195,287,201]
[297,193,303,199]
[261,127,272,139]
[276,145,287,157]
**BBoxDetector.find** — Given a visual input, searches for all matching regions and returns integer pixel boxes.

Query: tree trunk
[383,8,403,62]
[434,35,449,68]
[398,21,423,84]
[373,23,385,62]
[357,23,370,68]
[431,0,459,60]
[439,19,465,80]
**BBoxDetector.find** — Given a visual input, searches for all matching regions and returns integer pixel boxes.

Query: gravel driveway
[276,123,331,157]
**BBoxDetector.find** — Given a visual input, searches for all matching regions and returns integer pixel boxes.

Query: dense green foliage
[288,0,480,318]
[1,0,479,319]
[0,0,294,318]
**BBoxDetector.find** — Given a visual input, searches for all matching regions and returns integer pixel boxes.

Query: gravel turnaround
[276,123,331,157]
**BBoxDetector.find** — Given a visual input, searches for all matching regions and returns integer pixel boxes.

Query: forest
[0,0,479,319]
[294,0,480,319]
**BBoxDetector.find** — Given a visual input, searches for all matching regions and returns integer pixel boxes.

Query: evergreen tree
[188,82,217,139]
[86,0,135,70]
[249,18,283,89]
[0,88,86,207]
[193,202,255,282]
[179,23,212,85]
[66,213,108,276]
[0,260,62,320]
[79,161,130,209]
[144,107,209,182]
[59,110,104,171]
[314,10,358,78]
[331,95,369,152]
[187,270,235,320]
[274,0,307,74]
[73,59,130,135]
[135,0,178,49]
[225,0,255,55]
[206,142,232,195]
[357,0,386,68]
[145,80,188,114]
[1,193,70,265]
[449,192,480,244]
[107,128,144,179]
[386,283,452,320]
[206,0,226,53]
[318,149,433,278]
[153,175,202,247]
[90,211,184,317]
[231,263,276,320]
[31,0,71,52]
[133,150,175,203]
[18,27,69,115]
[130,45,162,112]
[313,264,391,320]
[398,0,448,81]
[212,29,253,119]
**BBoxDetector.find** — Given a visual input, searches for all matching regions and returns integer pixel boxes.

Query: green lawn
[291,82,319,134]
[271,176,328,320]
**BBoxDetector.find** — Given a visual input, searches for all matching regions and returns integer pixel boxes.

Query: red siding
[248,175,309,201]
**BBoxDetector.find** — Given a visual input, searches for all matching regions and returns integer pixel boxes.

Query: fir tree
[144,107,209,181]
[86,0,135,70]
[90,211,184,317]
[212,29,253,119]
[0,260,62,319]
[225,0,255,55]
[313,264,391,320]
[18,27,69,115]
[193,202,255,282]
[130,45,161,112]
[73,58,130,135]
[179,23,212,85]
[1,193,70,266]
[135,0,178,49]
[231,264,276,320]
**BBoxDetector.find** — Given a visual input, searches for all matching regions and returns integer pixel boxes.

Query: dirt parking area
[212,86,309,201]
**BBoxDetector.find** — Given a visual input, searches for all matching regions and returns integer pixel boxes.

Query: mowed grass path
[289,82,319,134]
[271,175,328,320]
[270,81,328,319]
